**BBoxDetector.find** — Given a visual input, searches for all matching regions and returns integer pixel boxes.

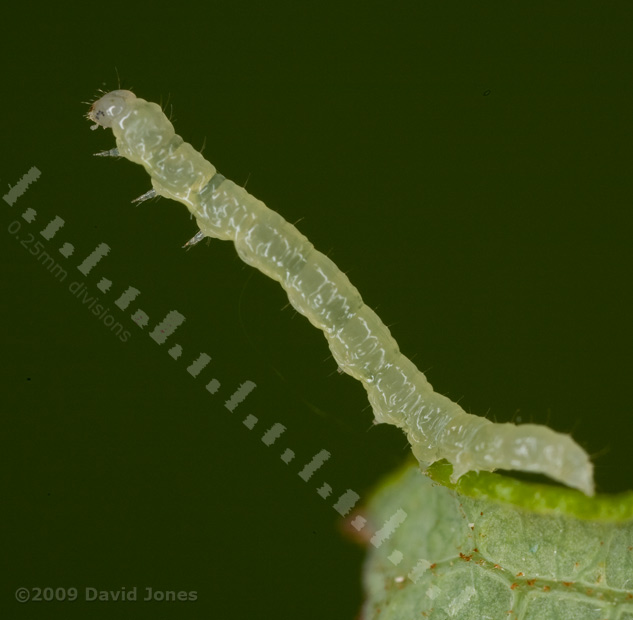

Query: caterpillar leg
[131,189,157,204]
[94,148,120,157]
[182,230,206,249]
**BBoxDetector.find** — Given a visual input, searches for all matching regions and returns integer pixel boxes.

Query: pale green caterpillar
[87,90,594,496]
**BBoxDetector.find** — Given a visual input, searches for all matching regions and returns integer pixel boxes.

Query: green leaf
[362,463,633,619]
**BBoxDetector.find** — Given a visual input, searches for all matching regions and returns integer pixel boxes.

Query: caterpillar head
[87,90,136,130]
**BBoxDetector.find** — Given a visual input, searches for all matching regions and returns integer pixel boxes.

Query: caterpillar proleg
[87,90,595,496]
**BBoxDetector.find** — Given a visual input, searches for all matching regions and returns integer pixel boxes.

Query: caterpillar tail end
[446,457,594,496]
[561,458,595,497]
[462,424,595,496]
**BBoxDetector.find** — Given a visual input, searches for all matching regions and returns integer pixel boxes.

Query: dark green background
[1,2,632,618]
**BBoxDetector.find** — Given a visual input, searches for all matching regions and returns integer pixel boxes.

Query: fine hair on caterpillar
[87,89,595,496]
